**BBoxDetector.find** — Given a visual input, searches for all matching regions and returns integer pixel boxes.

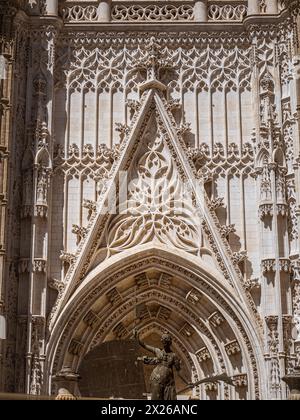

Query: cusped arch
[46,244,266,400]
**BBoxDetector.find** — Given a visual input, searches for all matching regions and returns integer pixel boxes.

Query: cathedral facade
[0,0,300,400]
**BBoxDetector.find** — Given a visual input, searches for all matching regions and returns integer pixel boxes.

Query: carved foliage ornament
[107,122,202,256]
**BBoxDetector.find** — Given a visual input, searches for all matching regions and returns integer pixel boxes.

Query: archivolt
[45,245,265,399]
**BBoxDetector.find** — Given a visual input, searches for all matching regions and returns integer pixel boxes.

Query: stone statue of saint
[134,330,190,400]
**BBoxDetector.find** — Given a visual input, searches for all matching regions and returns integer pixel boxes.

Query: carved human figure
[134,331,188,400]
[36,167,49,204]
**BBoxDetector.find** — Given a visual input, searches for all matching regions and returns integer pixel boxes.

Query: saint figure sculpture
[134,330,190,400]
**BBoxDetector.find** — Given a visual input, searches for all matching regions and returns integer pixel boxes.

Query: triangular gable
[49,88,260,330]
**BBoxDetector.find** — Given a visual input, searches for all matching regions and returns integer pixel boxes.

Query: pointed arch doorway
[46,245,265,400]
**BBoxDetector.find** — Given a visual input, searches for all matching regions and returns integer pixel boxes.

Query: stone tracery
[1,0,300,401]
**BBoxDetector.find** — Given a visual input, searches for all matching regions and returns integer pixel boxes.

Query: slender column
[194,0,208,22]
[247,0,260,15]
[98,0,111,22]
[266,0,278,14]
[45,0,58,16]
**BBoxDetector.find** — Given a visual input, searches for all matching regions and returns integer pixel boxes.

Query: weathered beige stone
[0,0,300,401]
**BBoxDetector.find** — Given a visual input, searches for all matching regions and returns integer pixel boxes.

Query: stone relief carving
[107,127,202,256]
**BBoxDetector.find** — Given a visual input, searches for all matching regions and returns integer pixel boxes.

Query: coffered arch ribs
[46,247,265,399]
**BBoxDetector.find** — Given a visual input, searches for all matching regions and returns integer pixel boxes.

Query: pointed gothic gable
[49,87,260,330]
[105,112,202,257]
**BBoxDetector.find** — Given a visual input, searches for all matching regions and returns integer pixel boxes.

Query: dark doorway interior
[78,340,147,399]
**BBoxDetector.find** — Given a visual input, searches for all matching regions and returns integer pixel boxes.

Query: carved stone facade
[0,0,300,400]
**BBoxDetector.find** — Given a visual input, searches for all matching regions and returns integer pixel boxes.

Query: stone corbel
[33,258,47,274]
[35,204,48,218]
[261,258,276,273]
